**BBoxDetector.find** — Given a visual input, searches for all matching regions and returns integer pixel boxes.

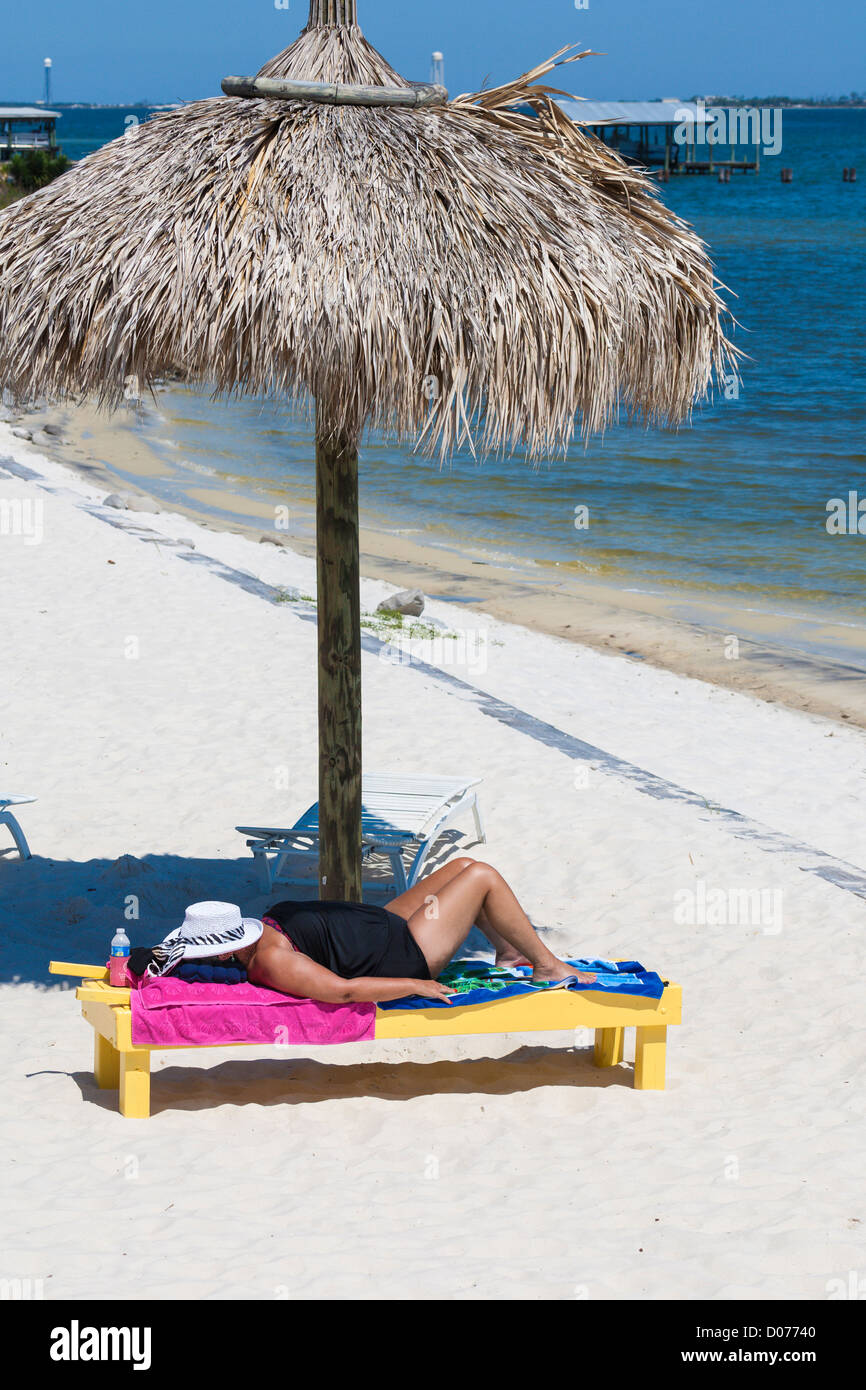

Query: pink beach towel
[129,975,376,1048]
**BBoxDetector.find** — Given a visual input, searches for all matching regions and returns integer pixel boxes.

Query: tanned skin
[226,858,595,1005]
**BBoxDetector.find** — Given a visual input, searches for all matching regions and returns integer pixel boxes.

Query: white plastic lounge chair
[237,773,486,895]
[0,795,35,859]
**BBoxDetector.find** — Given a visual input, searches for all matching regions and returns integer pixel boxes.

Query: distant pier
[554,100,760,177]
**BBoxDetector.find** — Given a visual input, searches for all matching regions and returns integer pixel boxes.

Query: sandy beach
[1,422,864,1301]
[9,396,866,730]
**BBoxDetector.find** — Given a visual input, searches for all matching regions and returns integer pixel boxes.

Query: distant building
[0,107,61,161]
[556,99,759,175]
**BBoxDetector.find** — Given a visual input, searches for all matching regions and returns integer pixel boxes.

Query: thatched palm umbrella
[0,0,733,899]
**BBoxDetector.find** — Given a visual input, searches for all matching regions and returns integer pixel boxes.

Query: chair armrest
[49,961,109,980]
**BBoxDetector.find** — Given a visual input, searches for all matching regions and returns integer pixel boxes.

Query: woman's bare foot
[494,950,530,968]
[531,960,596,986]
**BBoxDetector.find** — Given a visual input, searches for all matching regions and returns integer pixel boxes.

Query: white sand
[1,426,864,1301]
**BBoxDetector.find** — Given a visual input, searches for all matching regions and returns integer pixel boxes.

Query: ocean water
[57,106,866,623]
[50,106,176,162]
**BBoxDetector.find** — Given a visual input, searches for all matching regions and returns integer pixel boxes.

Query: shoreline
[5,396,865,728]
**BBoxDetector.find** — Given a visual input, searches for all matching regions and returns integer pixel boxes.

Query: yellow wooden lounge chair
[49,961,682,1119]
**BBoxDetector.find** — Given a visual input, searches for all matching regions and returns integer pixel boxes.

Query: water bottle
[109,926,131,987]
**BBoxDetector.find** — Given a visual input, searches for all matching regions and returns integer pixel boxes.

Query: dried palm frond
[0,0,735,458]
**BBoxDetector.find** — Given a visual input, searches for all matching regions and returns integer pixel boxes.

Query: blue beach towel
[378,958,666,1010]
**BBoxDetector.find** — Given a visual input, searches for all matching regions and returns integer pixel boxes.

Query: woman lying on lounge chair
[224,857,595,1004]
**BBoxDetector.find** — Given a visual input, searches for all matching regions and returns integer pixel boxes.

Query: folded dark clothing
[127,947,247,984]
[175,961,248,985]
[128,947,156,977]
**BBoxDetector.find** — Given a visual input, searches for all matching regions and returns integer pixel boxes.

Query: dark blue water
[60,106,866,621]
[52,105,173,162]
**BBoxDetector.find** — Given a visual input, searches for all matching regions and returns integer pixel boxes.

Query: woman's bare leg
[390,859,528,965]
[405,862,595,983]
[475,908,530,965]
[387,857,476,921]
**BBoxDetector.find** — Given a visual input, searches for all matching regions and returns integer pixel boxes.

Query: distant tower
[44,58,52,106]
[431,51,444,87]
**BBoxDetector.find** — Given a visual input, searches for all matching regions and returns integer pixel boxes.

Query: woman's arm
[249,944,454,1005]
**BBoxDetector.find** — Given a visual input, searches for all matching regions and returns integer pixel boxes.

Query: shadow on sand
[55,1040,634,1118]
[0,830,481,988]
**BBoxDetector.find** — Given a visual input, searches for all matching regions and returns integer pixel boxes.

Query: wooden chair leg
[593,1027,624,1067]
[119,1049,151,1119]
[93,1032,120,1089]
[634,1025,667,1090]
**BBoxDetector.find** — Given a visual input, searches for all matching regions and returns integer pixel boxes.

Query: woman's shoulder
[248,932,304,987]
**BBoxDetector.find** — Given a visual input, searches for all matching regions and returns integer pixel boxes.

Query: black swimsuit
[263,900,431,981]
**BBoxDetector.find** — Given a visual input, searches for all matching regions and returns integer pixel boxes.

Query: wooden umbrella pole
[307,0,358,27]
[315,404,363,902]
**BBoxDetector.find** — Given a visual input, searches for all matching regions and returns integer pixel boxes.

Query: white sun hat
[165,902,264,957]
[148,902,264,977]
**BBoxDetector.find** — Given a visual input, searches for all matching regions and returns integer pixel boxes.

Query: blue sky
[1,0,863,105]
